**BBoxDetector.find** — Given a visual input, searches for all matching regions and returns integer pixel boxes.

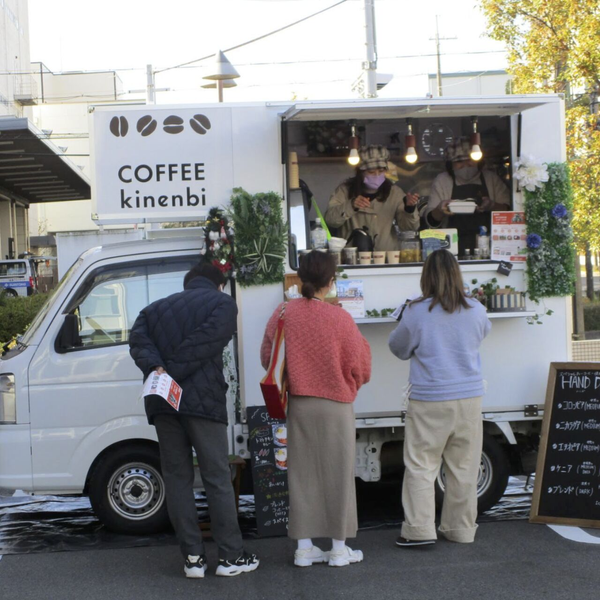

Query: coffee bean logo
[109,116,129,137]
[163,115,184,134]
[189,114,212,135]
[136,115,158,137]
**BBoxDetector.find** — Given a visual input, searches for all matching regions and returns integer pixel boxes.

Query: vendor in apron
[424,138,511,256]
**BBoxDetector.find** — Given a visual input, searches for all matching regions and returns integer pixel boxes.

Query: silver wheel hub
[107,462,165,521]
[437,451,494,498]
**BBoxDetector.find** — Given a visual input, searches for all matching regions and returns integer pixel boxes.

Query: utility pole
[146,64,156,104]
[430,16,456,97]
[363,0,377,98]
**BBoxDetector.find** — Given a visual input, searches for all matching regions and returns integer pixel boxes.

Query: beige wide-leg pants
[401,396,483,543]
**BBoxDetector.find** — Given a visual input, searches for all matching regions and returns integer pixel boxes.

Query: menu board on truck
[491,212,527,262]
[530,363,600,528]
[247,407,290,537]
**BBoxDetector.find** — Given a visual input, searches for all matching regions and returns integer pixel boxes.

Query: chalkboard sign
[530,362,600,527]
[247,407,290,537]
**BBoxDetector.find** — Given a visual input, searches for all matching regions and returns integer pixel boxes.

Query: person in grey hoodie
[388,249,491,547]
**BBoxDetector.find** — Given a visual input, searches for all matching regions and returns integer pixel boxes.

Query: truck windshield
[0,262,26,277]
[19,257,84,346]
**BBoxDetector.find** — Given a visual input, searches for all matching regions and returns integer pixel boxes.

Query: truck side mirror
[55,314,82,353]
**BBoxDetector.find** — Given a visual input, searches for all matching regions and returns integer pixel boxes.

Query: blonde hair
[412,250,471,313]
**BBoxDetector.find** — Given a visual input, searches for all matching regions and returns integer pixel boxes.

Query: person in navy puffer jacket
[129,262,259,579]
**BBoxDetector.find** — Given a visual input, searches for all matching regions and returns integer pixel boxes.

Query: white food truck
[0,95,570,533]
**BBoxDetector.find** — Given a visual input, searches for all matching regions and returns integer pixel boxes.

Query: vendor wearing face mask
[324,145,420,251]
[425,138,510,256]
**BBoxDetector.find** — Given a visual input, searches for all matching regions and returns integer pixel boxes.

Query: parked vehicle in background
[0,258,39,297]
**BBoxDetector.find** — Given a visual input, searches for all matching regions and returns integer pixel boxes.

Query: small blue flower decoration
[258,201,271,215]
[527,233,542,249]
[551,203,568,219]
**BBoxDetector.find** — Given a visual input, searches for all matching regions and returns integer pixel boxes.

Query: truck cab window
[60,258,196,351]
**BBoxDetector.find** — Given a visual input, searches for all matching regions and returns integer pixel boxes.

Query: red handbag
[260,305,288,419]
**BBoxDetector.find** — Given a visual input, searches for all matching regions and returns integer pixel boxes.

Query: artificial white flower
[213,242,221,251]
[209,231,220,241]
[199,248,207,255]
[514,155,549,192]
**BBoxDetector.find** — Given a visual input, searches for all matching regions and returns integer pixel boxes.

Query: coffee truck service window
[283,107,513,270]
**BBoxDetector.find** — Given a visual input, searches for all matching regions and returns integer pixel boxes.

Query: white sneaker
[294,545,329,567]
[328,546,363,567]
[184,555,207,578]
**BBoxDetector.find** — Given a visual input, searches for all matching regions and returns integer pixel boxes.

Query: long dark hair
[298,251,336,300]
[411,250,471,313]
[344,168,392,202]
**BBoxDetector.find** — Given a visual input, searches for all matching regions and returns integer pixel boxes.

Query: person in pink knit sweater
[261,251,371,568]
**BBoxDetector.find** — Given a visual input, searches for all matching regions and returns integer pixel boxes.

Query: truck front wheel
[435,433,510,514]
[88,445,170,534]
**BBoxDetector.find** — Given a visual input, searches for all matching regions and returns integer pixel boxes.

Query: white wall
[56,229,143,279]
[29,71,128,235]
[0,0,32,117]
[0,199,11,258]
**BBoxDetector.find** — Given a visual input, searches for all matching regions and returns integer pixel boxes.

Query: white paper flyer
[142,371,183,411]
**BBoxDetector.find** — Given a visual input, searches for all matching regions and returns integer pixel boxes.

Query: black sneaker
[216,552,260,577]
[184,554,207,578]
[395,536,436,547]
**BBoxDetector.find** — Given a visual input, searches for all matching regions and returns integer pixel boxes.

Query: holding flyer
[142,371,183,411]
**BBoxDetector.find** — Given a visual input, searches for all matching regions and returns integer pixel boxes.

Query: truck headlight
[0,374,16,424]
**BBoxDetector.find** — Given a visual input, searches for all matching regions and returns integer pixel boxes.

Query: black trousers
[154,415,243,560]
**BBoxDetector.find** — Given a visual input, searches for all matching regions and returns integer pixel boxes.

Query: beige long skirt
[286,395,358,540]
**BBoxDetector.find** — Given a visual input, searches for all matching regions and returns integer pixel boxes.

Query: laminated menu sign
[142,371,182,411]
[491,212,527,262]
[247,407,289,537]
[530,363,600,527]
[336,280,365,319]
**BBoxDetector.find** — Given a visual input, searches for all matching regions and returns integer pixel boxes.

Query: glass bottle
[311,217,327,250]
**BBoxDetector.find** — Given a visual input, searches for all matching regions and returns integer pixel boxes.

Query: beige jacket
[324,184,420,251]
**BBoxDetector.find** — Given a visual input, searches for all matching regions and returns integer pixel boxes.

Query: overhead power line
[155,0,350,73]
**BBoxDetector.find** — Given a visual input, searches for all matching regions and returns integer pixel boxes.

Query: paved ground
[1,520,599,600]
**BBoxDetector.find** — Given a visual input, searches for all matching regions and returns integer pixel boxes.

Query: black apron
[447,173,490,256]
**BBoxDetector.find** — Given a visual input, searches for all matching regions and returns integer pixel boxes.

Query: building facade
[0,0,90,262]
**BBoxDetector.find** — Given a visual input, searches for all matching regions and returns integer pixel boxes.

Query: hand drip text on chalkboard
[530,363,600,528]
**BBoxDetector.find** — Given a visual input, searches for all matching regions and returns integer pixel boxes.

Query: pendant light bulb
[405,147,418,164]
[348,122,360,166]
[348,148,360,166]
[470,117,483,161]
[404,119,418,164]
[470,144,483,161]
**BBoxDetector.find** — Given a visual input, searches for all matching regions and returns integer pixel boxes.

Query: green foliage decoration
[228,188,287,287]
[524,163,576,302]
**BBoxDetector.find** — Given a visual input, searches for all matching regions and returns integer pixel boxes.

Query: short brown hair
[412,250,471,313]
[298,251,336,300]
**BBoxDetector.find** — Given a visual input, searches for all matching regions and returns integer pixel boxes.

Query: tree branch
[516,8,570,51]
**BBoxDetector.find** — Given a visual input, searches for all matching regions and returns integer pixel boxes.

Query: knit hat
[358,145,390,170]
[445,138,472,163]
